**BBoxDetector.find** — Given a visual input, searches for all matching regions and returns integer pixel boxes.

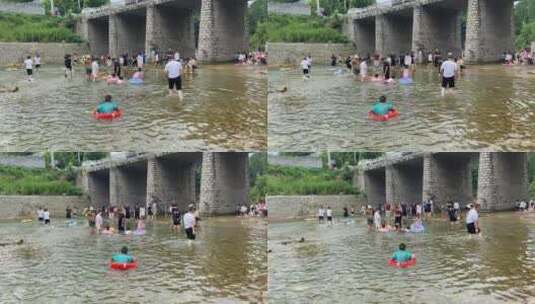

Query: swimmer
[281,237,306,245]
[111,246,134,263]
[391,243,415,264]
[131,68,144,80]
[0,86,19,93]
[370,74,382,82]
[96,95,119,114]
[101,224,114,235]
[378,223,391,232]
[371,95,394,116]
[106,73,122,85]
[0,239,24,247]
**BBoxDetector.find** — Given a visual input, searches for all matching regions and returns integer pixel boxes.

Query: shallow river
[0,217,266,303]
[0,64,266,151]
[268,65,535,151]
[268,213,535,303]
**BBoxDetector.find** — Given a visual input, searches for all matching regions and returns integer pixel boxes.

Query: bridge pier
[385,160,422,204]
[422,153,473,209]
[109,163,148,207]
[465,0,515,63]
[145,4,196,59]
[412,5,462,57]
[81,17,110,57]
[145,156,197,212]
[352,17,376,57]
[109,11,146,58]
[197,0,248,62]
[477,153,529,211]
[362,168,386,206]
[376,12,413,56]
[199,152,249,216]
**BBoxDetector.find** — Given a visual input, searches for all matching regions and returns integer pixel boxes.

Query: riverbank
[0,195,88,219]
[267,42,356,66]
[267,195,364,220]
[0,42,89,66]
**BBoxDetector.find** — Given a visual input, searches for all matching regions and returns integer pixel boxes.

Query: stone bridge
[78,0,249,62]
[77,152,249,216]
[345,0,515,63]
[356,152,529,211]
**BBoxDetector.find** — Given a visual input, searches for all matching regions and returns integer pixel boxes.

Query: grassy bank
[263,14,349,43]
[0,166,81,195]
[0,13,82,43]
[254,165,357,196]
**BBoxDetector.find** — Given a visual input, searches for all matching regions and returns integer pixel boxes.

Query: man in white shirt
[95,211,103,232]
[34,54,41,71]
[301,57,310,78]
[453,201,460,219]
[326,206,333,224]
[37,207,44,221]
[404,53,412,68]
[43,208,50,224]
[164,58,183,100]
[24,56,33,82]
[359,59,368,81]
[183,205,196,240]
[136,53,144,69]
[440,52,458,96]
[466,203,480,234]
[318,206,325,222]
[91,58,99,82]
[373,209,381,230]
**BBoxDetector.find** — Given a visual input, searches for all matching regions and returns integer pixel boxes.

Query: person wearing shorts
[34,54,41,71]
[43,209,50,224]
[171,205,181,232]
[24,56,33,82]
[64,54,73,79]
[466,203,480,234]
[318,206,325,223]
[326,206,333,224]
[301,58,310,78]
[440,53,458,96]
[165,58,183,100]
[183,205,196,240]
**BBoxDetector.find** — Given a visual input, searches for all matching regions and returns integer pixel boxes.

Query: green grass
[259,165,358,196]
[0,13,83,43]
[265,14,349,43]
[0,166,82,196]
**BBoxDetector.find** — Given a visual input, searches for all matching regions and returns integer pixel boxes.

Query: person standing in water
[318,206,325,223]
[34,53,41,71]
[91,57,99,82]
[359,58,368,82]
[440,53,458,96]
[64,54,73,79]
[466,203,481,234]
[164,57,183,100]
[95,211,103,233]
[301,57,310,79]
[23,56,33,82]
[183,205,196,240]
[326,206,333,225]
[43,208,50,224]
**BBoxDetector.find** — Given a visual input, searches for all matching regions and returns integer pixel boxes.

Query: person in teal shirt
[96,95,119,113]
[112,246,134,263]
[371,95,394,116]
[391,243,414,263]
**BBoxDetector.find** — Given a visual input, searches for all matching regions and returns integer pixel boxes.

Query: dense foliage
[0,13,82,42]
[0,166,82,195]
[265,14,349,43]
[249,0,268,50]
[515,0,535,48]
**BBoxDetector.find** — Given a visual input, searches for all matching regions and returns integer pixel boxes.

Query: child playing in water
[96,95,119,114]
[111,246,134,263]
[106,73,123,85]
[131,68,144,80]
[391,243,414,263]
[371,95,394,116]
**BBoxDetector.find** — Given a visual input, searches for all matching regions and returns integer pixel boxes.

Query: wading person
[466,203,480,234]
[440,53,458,96]
[318,206,325,223]
[326,206,333,225]
[183,205,196,241]
[23,56,33,82]
[301,57,310,79]
[171,205,181,232]
[164,57,183,100]
[64,54,73,79]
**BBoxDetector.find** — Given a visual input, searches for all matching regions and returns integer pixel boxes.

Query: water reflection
[0,65,266,151]
[0,217,266,303]
[268,213,535,303]
[268,65,535,151]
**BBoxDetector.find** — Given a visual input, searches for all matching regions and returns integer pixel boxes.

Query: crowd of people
[234,51,267,65]
[236,200,268,217]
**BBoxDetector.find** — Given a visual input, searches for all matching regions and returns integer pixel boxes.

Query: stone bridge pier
[80,152,249,216]
[361,167,386,206]
[352,17,376,56]
[376,10,413,56]
[197,0,249,62]
[385,158,423,204]
[84,16,110,57]
[477,153,529,211]
[109,10,147,58]
[422,153,473,209]
[412,3,462,57]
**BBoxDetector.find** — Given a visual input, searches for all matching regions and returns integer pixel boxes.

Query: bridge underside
[363,168,385,206]
[386,158,423,204]
[110,161,148,207]
[87,16,109,57]
[423,153,474,209]
[87,169,110,206]
[412,5,462,57]
[376,9,413,56]
[111,9,147,57]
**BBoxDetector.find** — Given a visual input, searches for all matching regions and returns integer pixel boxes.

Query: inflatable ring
[133,229,145,236]
[388,258,416,269]
[128,78,143,85]
[368,109,399,122]
[109,259,137,270]
[93,109,122,120]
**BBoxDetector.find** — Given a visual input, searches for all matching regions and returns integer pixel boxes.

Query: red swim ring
[368,109,399,122]
[109,259,137,270]
[93,109,123,120]
[388,258,416,269]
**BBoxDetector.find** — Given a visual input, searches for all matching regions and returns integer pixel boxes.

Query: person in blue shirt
[371,95,394,116]
[96,95,119,114]
[391,243,414,263]
[111,246,134,263]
